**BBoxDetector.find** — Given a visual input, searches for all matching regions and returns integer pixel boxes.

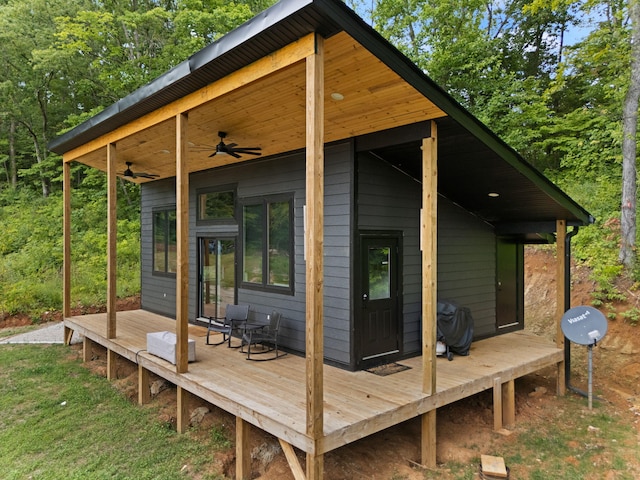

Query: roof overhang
[48,0,593,236]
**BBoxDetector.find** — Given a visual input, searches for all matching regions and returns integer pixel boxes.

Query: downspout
[564,226,579,390]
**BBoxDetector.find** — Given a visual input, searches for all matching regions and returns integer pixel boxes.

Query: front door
[358,234,401,363]
[496,238,523,331]
[198,238,236,319]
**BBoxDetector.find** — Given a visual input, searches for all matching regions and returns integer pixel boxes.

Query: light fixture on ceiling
[488,192,500,198]
[331,92,344,101]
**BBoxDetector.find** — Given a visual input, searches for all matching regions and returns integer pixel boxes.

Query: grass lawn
[0,344,226,480]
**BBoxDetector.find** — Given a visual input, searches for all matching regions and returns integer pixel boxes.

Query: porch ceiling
[62,31,446,182]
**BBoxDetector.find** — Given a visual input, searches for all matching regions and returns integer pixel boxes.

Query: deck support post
[176,386,189,434]
[305,33,325,480]
[493,377,503,431]
[502,379,515,428]
[236,417,251,480]
[82,337,93,363]
[138,365,150,405]
[62,161,72,343]
[107,349,117,380]
[106,143,117,339]
[175,113,189,374]
[556,219,567,396]
[421,410,437,468]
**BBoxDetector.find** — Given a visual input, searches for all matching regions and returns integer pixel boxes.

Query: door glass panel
[368,246,390,300]
[200,238,235,319]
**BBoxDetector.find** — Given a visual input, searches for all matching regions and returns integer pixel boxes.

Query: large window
[153,208,177,275]
[242,195,293,293]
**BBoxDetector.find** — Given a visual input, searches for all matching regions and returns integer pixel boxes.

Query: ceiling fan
[208,131,262,159]
[123,162,159,180]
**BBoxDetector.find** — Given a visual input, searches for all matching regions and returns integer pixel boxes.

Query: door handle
[362,293,368,302]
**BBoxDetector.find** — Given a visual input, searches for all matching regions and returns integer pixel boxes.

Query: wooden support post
[82,337,92,363]
[421,410,437,468]
[493,377,503,431]
[279,439,306,480]
[106,143,117,339]
[236,417,252,480]
[556,219,567,396]
[502,379,515,428]
[305,33,324,480]
[422,121,438,396]
[175,113,189,374]
[176,386,189,434]
[62,161,71,345]
[107,349,117,381]
[138,365,150,405]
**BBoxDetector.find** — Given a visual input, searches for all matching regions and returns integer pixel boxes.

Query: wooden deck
[64,310,563,457]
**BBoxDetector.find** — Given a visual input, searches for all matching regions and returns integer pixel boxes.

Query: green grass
[0,344,227,480]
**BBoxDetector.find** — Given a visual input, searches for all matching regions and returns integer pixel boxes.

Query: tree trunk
[9,119,17,189]
[620,0,640,269]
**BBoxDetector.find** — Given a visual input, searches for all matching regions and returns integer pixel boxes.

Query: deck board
[65,310,563,455]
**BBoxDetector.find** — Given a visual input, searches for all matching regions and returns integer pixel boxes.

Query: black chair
[206,304,249,347]
[241,310,285,360]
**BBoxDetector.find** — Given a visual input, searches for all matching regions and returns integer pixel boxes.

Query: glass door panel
[199,238,236,319]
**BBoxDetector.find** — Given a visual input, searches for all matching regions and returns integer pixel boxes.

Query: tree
[620,0,640,269]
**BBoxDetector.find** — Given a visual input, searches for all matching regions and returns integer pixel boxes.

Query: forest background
[0,0,634,319]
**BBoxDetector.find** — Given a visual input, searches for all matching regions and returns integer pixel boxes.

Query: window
[242,195,293,293]
[196,187,236,224]
[153,208,177,274]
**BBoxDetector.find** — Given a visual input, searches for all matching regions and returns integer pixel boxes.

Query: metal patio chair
[206,304,250,347]
[240,310,285,360]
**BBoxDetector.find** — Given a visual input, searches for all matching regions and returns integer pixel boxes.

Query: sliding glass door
[199,238,236,320]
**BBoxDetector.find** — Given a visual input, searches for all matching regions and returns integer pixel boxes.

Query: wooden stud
[236,417,252,480]
[493,377,503,431]
[305,34,325,480]
[138,364,150,405]
[107,349,117,381]
[176,386,189,434]
[279,439,306,480]
[422,121,438,395]
[421,410,437,468]
[556,219,567,396]
[502,379,515,428]
[106,143,117,339]
[176,113,189,374]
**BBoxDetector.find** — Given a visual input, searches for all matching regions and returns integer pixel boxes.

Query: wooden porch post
[63,161,72,344]
[421,120,438,468]
[176,112,190,374]
[107,143,117,339]
[556,219,567,395]
[305,33,324,480]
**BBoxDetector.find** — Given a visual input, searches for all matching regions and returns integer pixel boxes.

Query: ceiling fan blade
[229,151,242,159]
[137,172,159,179]
[232,150,262,156]
[226,143,237,149]
[208,151,217,158]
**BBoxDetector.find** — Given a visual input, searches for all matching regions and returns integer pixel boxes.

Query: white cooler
[147,331,196,364]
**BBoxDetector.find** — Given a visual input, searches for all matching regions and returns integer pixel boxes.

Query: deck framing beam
[305,33,325,480]
[236,417,252,480]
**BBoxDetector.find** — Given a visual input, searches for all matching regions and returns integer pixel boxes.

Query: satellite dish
[561,305,607,410]
[561,305,608,346]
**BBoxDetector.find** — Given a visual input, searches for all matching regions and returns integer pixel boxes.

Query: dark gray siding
[356,153,497,356]
[140,142,353,367]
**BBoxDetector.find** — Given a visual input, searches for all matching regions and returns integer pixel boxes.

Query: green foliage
[0,189,140,317]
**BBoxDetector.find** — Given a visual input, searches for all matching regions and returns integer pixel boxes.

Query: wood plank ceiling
[68,32,446,182]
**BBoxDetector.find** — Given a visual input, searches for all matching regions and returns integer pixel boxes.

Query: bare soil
[4,250,640,479]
